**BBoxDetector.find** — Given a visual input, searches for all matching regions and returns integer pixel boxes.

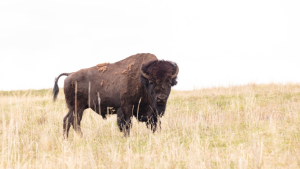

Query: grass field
[1,83,300,168]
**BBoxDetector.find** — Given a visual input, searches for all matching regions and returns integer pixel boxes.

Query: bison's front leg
[146,115,159,133]
[119,106,133,137]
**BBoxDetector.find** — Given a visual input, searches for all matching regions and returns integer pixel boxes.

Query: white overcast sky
[0,0,299,91]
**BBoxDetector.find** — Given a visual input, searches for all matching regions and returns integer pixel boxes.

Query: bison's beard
[147,97,166,118]
[156,105,166,117]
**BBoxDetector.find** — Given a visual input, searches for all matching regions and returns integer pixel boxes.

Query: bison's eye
[149,80,154,85]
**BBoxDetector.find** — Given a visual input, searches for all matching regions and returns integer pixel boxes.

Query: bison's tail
[53,73,71,101]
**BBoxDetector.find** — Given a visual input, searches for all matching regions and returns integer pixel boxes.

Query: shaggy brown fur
[98,66,107,74]
[53,53,179,138]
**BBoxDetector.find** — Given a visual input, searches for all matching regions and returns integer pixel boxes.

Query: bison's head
[140,60,179,116]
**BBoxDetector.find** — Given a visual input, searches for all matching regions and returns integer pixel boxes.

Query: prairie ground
[1,83,300,168]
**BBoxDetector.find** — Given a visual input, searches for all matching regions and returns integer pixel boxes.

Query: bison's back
[62,53,157,112]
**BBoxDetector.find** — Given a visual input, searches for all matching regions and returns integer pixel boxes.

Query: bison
[53,53,179,138]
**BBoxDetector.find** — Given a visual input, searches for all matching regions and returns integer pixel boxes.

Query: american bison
[53,53,179,138]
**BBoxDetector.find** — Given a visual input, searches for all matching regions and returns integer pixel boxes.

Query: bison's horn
[140,66,150,79]
[172,63,179,79]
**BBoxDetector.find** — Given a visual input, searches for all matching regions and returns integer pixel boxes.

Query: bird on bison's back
[53,53,179,138]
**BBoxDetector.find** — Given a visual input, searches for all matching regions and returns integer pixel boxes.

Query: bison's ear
[171,78,178,86]
[171,62,178,86]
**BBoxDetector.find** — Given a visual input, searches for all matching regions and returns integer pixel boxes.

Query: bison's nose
[157,96,167,104]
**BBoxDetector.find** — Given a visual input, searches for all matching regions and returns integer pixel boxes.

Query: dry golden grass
[1,83,300,168]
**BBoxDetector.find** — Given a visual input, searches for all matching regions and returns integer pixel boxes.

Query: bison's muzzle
[157,96,167,105]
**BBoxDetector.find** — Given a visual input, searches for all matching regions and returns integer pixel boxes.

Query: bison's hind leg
[63,109,73,139]
[63,106,86,139]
